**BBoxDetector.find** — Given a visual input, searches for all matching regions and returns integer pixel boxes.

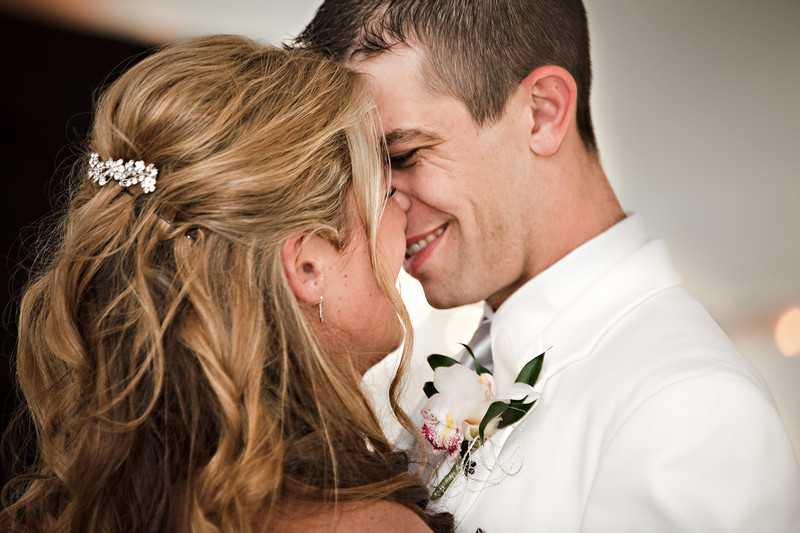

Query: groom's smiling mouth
[406,224,447,258]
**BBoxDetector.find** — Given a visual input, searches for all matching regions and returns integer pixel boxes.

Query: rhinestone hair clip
[88,152,158,194]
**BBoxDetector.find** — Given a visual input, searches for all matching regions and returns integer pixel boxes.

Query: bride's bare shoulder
[270,500,433,532]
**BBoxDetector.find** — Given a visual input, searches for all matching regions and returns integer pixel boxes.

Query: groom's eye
[390,149,419,169]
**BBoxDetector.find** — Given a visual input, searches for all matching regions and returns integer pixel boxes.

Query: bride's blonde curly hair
[1,35,449,532]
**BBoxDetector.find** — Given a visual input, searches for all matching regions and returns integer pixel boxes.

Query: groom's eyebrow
[384,128,442,148]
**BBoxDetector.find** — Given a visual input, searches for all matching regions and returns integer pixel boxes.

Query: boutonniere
[420,332,545,500]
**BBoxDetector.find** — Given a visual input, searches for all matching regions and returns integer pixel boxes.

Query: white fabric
[428,214,800,532]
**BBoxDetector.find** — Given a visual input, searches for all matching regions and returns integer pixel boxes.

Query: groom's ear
[519,65,577,157]
[282,233,327,305]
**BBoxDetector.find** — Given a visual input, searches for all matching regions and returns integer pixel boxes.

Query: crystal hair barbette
[88,152,158,193]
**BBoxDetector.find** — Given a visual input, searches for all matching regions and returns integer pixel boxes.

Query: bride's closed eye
[385,186,397,199]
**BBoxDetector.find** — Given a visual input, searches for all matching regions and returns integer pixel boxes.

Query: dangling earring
[318,295,324,323]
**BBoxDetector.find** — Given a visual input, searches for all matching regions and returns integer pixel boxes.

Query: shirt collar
[489,213,649,366]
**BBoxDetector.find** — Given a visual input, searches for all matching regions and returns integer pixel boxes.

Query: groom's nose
[391,188,411,212]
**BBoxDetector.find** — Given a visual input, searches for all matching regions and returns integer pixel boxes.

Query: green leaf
[478,400,508,442]
[423,381,438,398]
[515,353,545,387]
[427,353,460,371]
[459,343,492,376]
[497,399,537,429]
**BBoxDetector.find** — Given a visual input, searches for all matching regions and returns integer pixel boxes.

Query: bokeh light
[775,307,800,357]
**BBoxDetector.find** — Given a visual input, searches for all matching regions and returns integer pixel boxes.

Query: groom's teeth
[406,226,445,257]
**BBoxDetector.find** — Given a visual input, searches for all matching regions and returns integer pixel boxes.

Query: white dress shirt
[429,214,800,532]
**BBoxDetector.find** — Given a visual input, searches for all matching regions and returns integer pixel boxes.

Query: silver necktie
[459,313,493,372]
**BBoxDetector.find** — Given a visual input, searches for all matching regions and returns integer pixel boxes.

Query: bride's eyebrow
[384,128,442,148]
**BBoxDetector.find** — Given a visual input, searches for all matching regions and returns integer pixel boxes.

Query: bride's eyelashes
[389,148,419,169]
[385,186,397,199]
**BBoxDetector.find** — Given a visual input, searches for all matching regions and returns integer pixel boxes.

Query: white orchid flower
[420,329,539,455]
[421,365,495,453]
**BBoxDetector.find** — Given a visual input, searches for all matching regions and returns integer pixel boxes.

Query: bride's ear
[282,233,327,305]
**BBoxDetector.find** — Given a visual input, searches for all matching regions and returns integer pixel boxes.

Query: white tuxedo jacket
[424,215,800,532]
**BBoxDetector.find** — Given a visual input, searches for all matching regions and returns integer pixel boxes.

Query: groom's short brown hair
[294,0,597,154]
